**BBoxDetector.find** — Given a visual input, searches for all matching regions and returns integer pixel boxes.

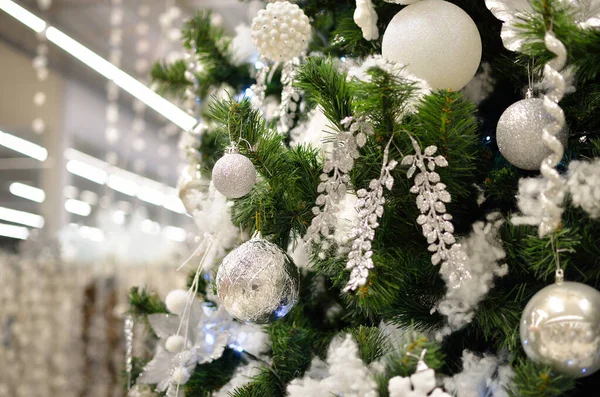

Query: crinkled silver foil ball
[497,98,569,170]
[212,152,256,199]
[216,238,300,323]
[520,281,600,378]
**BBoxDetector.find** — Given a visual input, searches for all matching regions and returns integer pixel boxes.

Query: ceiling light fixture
[0,222,30,240]
[0,129,48,161]
[0,205,44,228]
[9,182,46,203]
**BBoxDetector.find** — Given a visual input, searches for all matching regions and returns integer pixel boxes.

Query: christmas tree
[127,1,600,396]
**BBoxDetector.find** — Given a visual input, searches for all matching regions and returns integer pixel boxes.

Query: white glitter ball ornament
[165,335,186,353]
[520,281,600,378]
[212,149,257,199]
[165,289,189,316]
[216,237,300,323]
[497,98,568,170]
[381,0,482,90]
[250,1,311,62]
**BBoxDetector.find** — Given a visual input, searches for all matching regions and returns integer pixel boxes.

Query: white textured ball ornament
[165,335,186,353]
[165,289,189,316]
[497,98,568,170]
[216,238,300,323]
[212,150,257,199]
[520,281,600,378]
[171,367,191,384]
[381,0,482,90]
[250,1,311,62]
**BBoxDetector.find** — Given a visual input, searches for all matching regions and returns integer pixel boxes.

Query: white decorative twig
[344,137,396,292]
[278,59,299,134]
[538,31,569,237]
[402,135,455,266]
[306,117,371,258]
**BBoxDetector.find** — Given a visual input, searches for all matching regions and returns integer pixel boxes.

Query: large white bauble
[381,0,482,90]
[520,281,600,378]
[216,238,300,324]
[496,98,568,170]
[212,152,257,199]
[165,289,189,316]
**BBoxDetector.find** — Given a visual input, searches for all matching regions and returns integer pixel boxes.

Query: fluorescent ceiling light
[107,174,138,196]
[0,222,29,240]
[163,195,186,214]
[163,225,187,242]
[0,0,46,32]
[9,182,45,203]
[66,159,108,184]
[0,206,44,228]
[64,198,92,217]
[0,129,48,161]
[137,185,165,206]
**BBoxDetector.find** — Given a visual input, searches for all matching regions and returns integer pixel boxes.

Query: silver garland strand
[538,30,569,237]
[402,135,455,266]
[344,137,396,292]
[250,58,269,110]
[306,117,370,258]
[277,59,299,134]
[125,316,134,391]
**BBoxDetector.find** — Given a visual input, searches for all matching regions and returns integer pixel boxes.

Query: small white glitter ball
[250,1,311,62]
[216,238,300,324]
[212,152,257,199]
[165,289,189,316]
[381,0,482,90]
[165,335,186,353]
[171,367,191,384]
[497,98,569,170]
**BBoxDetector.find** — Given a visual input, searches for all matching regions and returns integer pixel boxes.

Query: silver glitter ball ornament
[212,150,256,199]
[497,98,569,170]
[177,164,209,215]
[216,238,300,323]
[520,281,600,378]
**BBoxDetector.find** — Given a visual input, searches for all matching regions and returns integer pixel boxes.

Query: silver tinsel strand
[278,59,299,134]
[125,316,134,391]
[402,135,455,266]
[343,137,396,292]
[305,117,371,258]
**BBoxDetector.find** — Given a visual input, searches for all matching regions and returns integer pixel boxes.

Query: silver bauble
[216,238,300,323]
[381,0,482,90]
[212,150,256,199]
[497,98,569,170]
[177,164,209,215]
[520,281,600,378]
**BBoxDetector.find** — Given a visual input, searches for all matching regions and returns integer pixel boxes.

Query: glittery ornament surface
[496,98,569,170]
[381,0,482,90]
[520,281,600,378]
[212,152,257,199]
[250,1,311,62]
[216,238,300,323]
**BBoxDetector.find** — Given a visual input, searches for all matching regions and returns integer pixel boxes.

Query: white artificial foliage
[511,177,562,228]
[354,0,379,41]
[191,182,241,270]
[287,334,378,397]
[402,136,455,266]
[384,0,422,4]
[212,362,262,397]
[435,213,508,338]
[388,369,451,397]
[230,24,258,66]
[443,351,513,397]
[567,158,600,218]
[305,117,370,258]
[290,107,335,153]
[462,62,495,105]
[344,138,397,292]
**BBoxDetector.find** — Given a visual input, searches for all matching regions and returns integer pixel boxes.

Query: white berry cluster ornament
[216,235,300,323]
[251,1,310,62]
[250,1,311,132]
[496,97,568,170]
[382,0,482,90]
[212,145,257,199]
